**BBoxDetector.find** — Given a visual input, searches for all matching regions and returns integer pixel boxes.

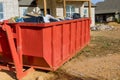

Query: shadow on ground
[51,69,98,80]
[0,69,16,79]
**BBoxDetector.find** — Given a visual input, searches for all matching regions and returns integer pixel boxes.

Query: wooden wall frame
[39,0,91,17]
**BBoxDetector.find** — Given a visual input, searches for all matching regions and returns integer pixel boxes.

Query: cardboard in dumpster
[8,17,16,23]
[8,17,24,23]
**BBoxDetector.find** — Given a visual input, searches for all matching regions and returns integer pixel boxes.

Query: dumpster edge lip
[6,18,90,28]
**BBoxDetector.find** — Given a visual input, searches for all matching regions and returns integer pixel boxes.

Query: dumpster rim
[6,18,90,28]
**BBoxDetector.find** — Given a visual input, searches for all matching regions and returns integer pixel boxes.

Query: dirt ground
[0,22,120,80]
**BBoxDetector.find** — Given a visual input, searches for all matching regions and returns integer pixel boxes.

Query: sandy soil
[0,23,120,80]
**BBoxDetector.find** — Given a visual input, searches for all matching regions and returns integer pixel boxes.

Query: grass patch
[79,36,120,57]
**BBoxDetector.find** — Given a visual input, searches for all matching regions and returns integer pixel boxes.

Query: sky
[91,0,104,4]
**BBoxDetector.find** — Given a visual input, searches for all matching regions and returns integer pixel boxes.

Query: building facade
[0,0,95,26]
[0,0,19,21]
[95,0,120,23]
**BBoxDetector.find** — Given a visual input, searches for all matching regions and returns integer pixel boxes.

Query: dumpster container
[0,18,90,80]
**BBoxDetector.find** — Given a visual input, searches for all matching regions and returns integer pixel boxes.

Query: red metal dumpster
[0,18,90,80]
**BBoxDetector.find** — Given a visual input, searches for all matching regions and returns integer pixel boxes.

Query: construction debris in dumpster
[7,13,81,23]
